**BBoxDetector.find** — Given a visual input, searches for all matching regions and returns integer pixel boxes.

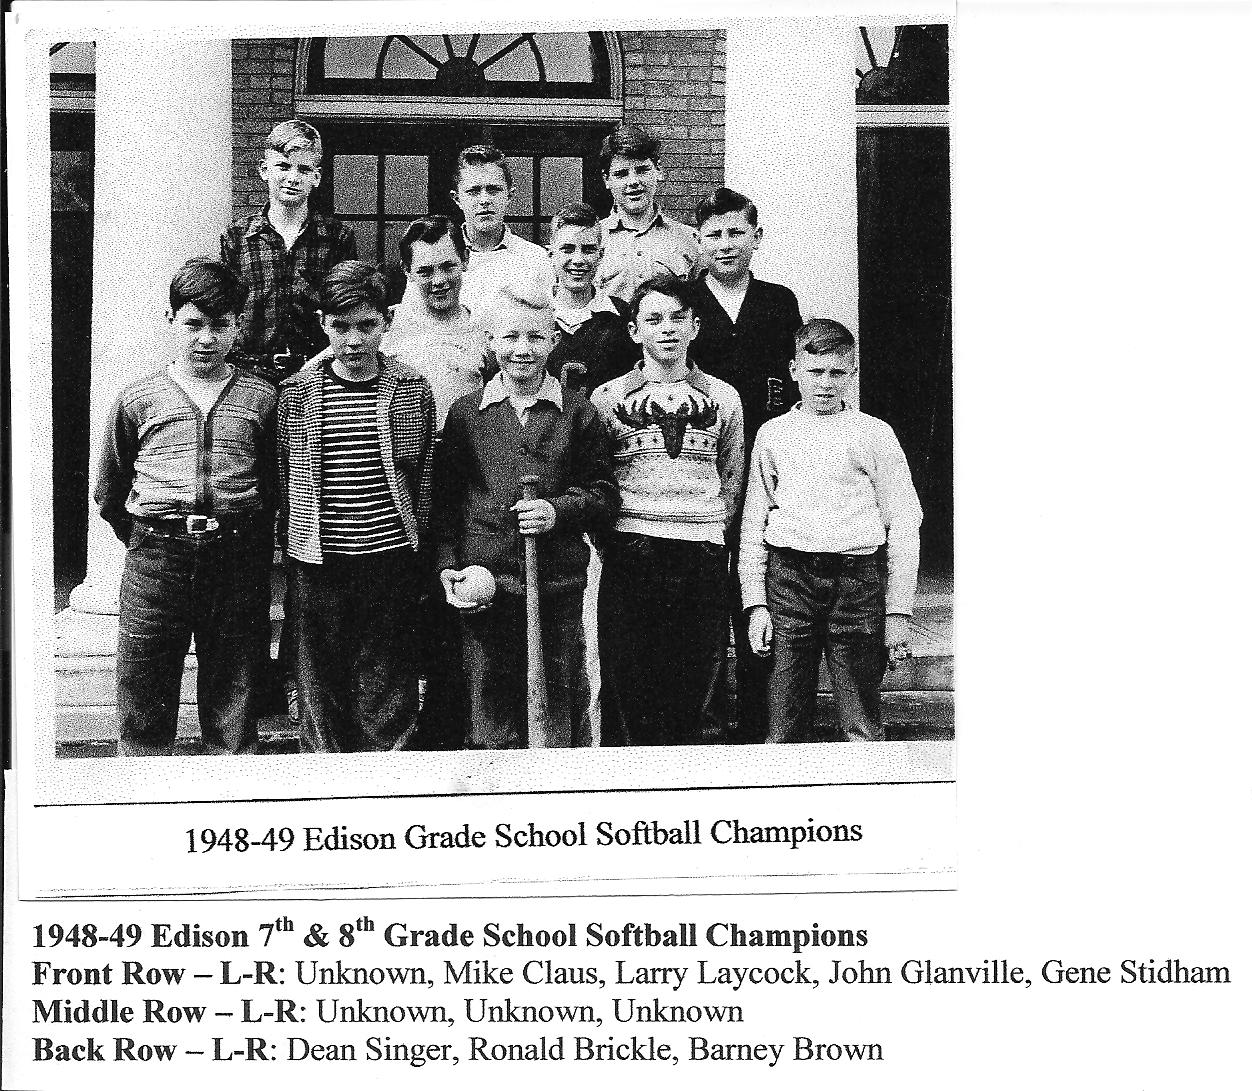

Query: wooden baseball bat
[520,475,552,747]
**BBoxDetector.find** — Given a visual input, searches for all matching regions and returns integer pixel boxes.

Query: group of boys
[95,119,922,758]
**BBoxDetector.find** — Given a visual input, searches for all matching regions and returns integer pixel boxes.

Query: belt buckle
[185,515,219,536]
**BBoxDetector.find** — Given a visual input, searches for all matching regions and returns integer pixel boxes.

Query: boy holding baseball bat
[435,279,619,748]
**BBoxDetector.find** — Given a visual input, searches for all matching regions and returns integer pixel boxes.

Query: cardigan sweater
[278,355,436,565]
[434,382,618,594]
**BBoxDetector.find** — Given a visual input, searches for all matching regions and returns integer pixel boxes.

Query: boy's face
[321,304,389,369]
[699,210,762,283]
[629,290,699,367]
[603,155,662,219]
[169,303,238,377]
[259,146,320,208]
[489,303,555,391]
[791,347,857,414]
[549,225,603,293]
[452,162,512,238]
[406,234,465,316]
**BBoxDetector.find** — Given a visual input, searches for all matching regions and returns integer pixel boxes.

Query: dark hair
[169,258,244,318]
[398,215,467,269]
[627,273,698,322]
[548,201,601,242]
[599,124,660,174]
[695,186,759,228]
[796,318,856,355]
[454,144,512,189]
[316,260,389,317]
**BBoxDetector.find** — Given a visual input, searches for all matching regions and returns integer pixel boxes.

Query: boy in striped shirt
[278,261,436,751]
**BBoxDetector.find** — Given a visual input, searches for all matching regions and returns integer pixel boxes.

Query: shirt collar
[553,287,619,331]
[617,360,711,397]
[479,371,564,412]
[604,207,667,235]
[244,205,329,240]
[462,222,513,255]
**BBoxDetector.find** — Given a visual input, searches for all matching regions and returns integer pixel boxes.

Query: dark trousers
[459,589,586,749]
[725,525,770,744]
[599,532,728,746]
[290,550,423,752]
[764,548,888,743]
[415,588,468,750]
[116,521,270,756]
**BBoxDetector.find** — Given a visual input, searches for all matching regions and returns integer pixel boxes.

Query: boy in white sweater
[738,319,922,742]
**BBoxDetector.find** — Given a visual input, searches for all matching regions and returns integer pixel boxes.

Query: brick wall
[231,39,298,219]
[228,32,727,226]
[620,29,727,225]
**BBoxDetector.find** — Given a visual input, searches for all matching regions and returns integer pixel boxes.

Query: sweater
[738,405,923,615]
[434,378,619,594]
[591,363,744,544]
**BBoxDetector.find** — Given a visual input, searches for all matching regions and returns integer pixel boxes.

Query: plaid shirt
[221,206,357,361]
[278,355,436,565]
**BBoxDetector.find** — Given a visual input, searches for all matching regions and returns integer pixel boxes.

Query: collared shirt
[480,371,564,427]
[597,207,700,304]
[591,362,744,544]
[737,404,923,615]
[221,206,357,360]
[553,287,621,336]
[94,367,277,541]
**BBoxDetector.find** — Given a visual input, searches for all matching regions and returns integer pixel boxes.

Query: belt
[134,514,260,539]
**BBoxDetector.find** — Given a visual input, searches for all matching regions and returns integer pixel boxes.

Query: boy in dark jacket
[437,280,618,748]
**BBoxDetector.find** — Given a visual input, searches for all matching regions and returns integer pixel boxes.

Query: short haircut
[481,273,556,332]
[599,124,660,174]
[169,258,244,318]
[797,318,856,356]
[548,201,602,243]
[264,119,322,164]
[627,273,698,322]
[398,215,468,269]
[695,186,759,228]
[316,260,389,317]
[454,144,512,189]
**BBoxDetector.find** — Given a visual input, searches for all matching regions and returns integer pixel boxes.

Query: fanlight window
[856,25,948,106]
[307,33,613,98]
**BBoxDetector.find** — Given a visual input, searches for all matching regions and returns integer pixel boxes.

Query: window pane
[539,157,583,215]
[51,151,92,213]
[50,42,95,75]
[384,156,428,216]
[333,155,378,216]
[383,221,411,269]
[382,38,439,79]
[507,157,534,216]
[477,34,540,81]
[535,33,594,82]
[348,221,377,263]
[323,36,386,79]
[507,220,536,243]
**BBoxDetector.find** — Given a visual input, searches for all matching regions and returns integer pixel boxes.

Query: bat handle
[520,475,551,747]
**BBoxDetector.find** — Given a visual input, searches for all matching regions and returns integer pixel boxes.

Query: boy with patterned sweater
[279,261,436,752]
[739,319,922,743]
[591,275,744,746]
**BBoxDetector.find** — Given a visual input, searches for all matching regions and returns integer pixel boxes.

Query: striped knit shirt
[319,369,408,555]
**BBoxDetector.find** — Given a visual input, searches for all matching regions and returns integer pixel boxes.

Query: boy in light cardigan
[739,319,922,742]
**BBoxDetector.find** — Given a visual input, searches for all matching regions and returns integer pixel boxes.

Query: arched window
[305,33,615,101]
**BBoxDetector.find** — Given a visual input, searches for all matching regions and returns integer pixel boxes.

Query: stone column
[68,38,234,614]
[724,18,859,378]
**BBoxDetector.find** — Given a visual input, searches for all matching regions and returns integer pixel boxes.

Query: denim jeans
[599,532,728,746]
[459,589,586,749]
[764,547,888,743]
[289,550,423,752]
[116,520,270,756]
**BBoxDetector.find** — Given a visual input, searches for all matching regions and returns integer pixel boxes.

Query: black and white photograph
[37,19,951,772]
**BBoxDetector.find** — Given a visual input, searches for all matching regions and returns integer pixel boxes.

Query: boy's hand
[747,606,773,657]
[513,498,556,535]
[440,568,490,614]
[885,613,912,669]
